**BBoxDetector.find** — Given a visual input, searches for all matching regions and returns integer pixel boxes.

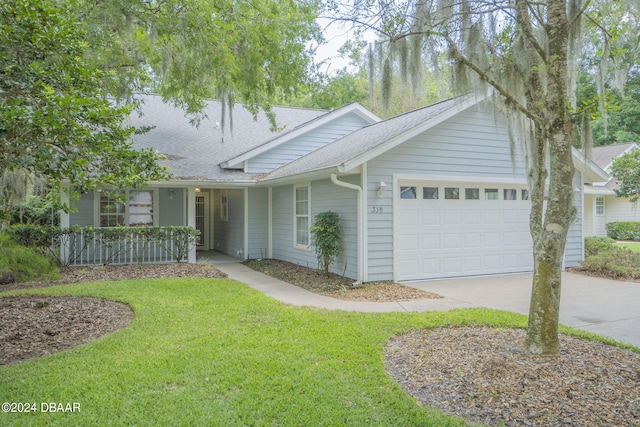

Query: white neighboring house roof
[584,142,638,195]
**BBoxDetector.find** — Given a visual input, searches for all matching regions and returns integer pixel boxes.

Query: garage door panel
[442,233,461,249]
[397,180,534,281]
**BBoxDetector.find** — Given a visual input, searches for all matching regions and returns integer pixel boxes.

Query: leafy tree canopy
[611,148,640,202]
[0,0,170,202]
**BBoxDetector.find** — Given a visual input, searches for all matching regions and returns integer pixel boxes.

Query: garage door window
[423,187,438,199]
[522,189,530,200]
[445,187,460,199]
[504,189,517,200]
[485,188,499,200]
[465,188,480,200]
[400,186,417,199]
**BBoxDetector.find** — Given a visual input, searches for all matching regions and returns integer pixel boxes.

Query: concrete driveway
[406,272,640,348]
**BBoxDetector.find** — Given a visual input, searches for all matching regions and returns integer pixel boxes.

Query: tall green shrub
[0,234,58,284]
[310,211,343,276]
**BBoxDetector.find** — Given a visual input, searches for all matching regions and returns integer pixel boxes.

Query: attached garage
[395,180,534,281]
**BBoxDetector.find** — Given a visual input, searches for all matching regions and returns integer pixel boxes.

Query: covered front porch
[62,183,268,266]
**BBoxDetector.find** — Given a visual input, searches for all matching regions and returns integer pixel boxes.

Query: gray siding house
[63,94,607,282]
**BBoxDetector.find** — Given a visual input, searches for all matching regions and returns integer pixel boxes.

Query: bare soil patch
[243,259,441,301]
[385,326,640,427]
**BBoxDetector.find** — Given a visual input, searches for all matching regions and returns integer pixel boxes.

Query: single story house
[584,142,640,237]
[63,94,607,282]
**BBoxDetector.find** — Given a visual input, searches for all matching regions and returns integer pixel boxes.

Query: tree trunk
[524,0,575,354]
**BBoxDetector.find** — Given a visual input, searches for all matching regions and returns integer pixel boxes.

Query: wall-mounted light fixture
[195,188,201,193]
[169,189,174,200]
[377,181,387,198]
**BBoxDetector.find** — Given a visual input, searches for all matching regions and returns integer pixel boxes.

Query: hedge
[606,222,640,241]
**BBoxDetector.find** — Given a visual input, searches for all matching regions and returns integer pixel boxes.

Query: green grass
[615,241,640,252]
[0,278,614,426]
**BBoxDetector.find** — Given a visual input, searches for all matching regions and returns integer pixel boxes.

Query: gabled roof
[584,142,638,194]
[219,103,380,169]
[261,94,480,182]
[129,94,328,182]
[589,142,637,172]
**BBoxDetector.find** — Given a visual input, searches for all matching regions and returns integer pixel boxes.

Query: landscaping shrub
[606,222,640,241]
[310,211,343,276]
[0,233,59,284]
[576,247,640,281]
[584,236,616,257]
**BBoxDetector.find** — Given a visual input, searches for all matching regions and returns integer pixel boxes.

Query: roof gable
[590,142,637,172]
[219,103,380,171]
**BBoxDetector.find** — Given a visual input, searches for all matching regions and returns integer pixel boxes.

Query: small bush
[584,236,616,257]
[0,234,59,284]
[576,247,640,280]
[606,222,640,241]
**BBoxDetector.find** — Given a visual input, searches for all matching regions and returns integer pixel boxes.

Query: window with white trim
[595,196,605,216]
[97,189,157,227]
[294,184,310,247]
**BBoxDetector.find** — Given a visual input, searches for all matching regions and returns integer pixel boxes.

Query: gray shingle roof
[589,143,637,171]
[129,94,328,181]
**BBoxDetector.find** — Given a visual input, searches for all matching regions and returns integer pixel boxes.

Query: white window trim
[595,196,605,216]
[94,188,159,227]
[293,182,311,250]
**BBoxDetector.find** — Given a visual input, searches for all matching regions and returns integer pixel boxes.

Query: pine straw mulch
[1,263,639,426]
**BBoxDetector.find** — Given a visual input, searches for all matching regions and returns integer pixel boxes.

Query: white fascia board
[394,173,529,185]
[145,179,258,188]
[572,147,609,183]
[339,95,482,173]
[221,104,380,170]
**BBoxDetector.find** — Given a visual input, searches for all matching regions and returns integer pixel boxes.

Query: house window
[294,184,310,247]
[97,189,157,227]
[99,192,125,227]
[220,189,228,221]
[485,188,499,200]
[504,189,517,200]
[423,187,439,199]
[465,188,480,200]
[128,190,154,226]
[444,187,460,200]
[595,196,605,216]
[400,186,417,199]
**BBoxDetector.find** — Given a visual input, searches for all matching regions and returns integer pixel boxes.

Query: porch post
[59,184,70,264]
[187,187,197,263]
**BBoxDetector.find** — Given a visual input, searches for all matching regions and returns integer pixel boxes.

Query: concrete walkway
[212,262,640,348]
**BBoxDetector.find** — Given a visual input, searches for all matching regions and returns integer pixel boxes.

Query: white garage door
[396,181,534,281]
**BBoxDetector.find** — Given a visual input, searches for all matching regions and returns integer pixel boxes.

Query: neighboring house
[584,142,640,237]
[63,94,607,282]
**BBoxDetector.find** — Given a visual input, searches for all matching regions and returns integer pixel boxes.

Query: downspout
[330,174,364,284]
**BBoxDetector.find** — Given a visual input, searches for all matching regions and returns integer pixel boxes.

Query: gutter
[330,174,364,285]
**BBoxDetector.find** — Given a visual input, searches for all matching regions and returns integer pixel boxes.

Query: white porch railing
[60,226,199,266]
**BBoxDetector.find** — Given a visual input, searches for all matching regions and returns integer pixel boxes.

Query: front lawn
[615,241,640,252]
[0,277,520,426]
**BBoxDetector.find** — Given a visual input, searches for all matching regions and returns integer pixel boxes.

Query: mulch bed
[385,326,640,427]
[243,259,441,301]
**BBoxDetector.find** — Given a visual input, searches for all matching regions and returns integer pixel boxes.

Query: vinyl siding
[247,187,269,259]
[564,172,583,267]
[158,188,184,226]
[271,177,359,279]
[213,189,245,258]
[246,113,370,173]
[606,196,640,225]
[69,193,95,226]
